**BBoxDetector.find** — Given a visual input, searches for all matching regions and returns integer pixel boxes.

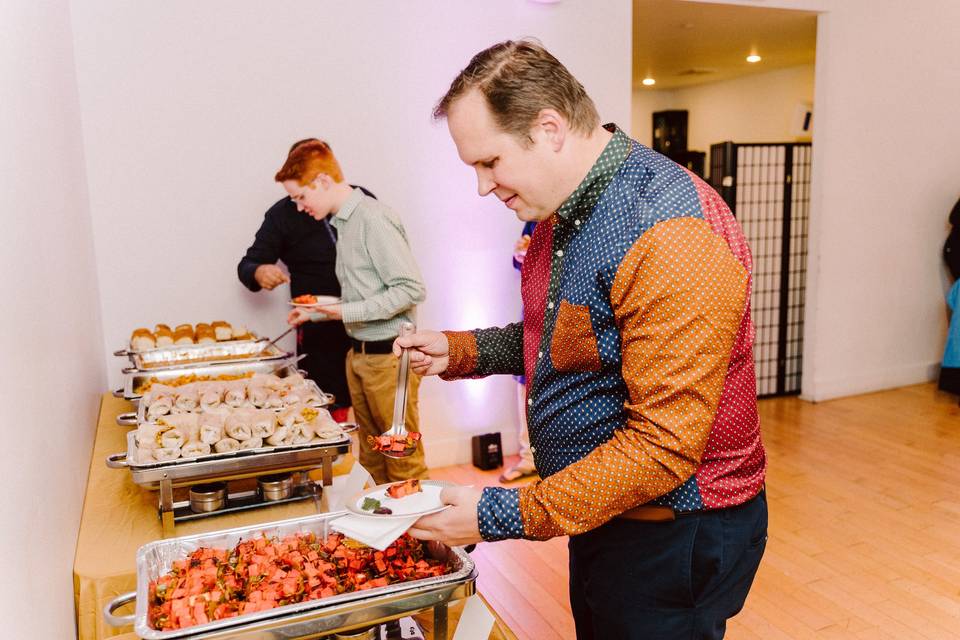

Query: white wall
[675,65,813,154]
[70,0,633,466]
[0,0,105,636]
[631,64,814,178]
[688,0,960,400]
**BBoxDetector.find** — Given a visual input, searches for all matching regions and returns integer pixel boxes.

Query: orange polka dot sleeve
[440,323,524,380]
[518,218,748,539]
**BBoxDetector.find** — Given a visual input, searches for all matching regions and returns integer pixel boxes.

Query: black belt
[350,338,395,355]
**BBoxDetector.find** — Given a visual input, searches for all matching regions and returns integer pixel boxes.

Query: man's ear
[311,173,333,189]
[534,108,567,152]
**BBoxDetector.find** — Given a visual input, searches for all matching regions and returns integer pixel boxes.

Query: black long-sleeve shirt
[237,186,375,296]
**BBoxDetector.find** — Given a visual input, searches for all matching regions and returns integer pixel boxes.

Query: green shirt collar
[555,123,631,222]
[330,187,364,228]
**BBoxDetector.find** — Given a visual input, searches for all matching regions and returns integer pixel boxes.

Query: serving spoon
[381,322,418,459]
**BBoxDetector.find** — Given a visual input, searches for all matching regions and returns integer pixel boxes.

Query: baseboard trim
[803,361,939,402]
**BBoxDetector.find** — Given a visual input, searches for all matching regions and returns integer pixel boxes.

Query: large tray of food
[133,373,333,423]
[125,322,256,353]
[118,359,305,401]
[111,406,350,469]
[103,512,474,639]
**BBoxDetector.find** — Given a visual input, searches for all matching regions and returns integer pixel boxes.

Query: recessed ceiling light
[746,54,762,63]
[642,77,656,86]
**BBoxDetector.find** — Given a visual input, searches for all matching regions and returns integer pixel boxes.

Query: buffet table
[74,393,516,640]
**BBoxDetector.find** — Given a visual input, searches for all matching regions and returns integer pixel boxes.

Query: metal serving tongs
[381,321,418,459]
[258,325,295,354]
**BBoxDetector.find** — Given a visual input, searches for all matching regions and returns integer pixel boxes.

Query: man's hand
[407,486,482,547]
[254,264,290,290]
[287,307,312,326]
[393,330,449,376]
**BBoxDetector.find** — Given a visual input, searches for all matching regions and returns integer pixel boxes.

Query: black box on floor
[471,432,503,470]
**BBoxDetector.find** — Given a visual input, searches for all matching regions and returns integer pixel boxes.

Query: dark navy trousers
[568,490,767,639]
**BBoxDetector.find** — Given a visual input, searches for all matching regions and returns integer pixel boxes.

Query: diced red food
[385,478,422,499]
[367,431,422,453]
[146,532,450,631]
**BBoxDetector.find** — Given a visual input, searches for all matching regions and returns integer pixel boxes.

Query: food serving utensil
[258,325,295,354]
[381,322,417,459]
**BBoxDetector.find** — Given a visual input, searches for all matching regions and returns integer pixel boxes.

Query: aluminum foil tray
[128,339,285,371]
[106,512,475,639]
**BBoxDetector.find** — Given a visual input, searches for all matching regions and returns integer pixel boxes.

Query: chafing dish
[119,338,288,372]
[103,512,476,640]
[115,331,261,358]
[115,357,304,401]
[115,377,334,426]
[107,429,349,535]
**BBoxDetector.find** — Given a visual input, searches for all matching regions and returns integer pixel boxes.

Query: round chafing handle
[103,591,137,627]
[105,452,129,469]
[113,388,126,398]
[121,366,139,374]
[113,348,130,357]
[116,412,138,426]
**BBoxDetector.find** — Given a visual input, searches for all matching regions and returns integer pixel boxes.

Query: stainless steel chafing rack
[115,358,304,401]
[103,512,476,640]
[107,430,350,536]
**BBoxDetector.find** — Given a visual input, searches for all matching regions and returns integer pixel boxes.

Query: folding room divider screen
[709,142,812,397]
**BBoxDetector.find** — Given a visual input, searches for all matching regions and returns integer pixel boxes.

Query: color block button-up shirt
[330,189,425,342]
[443,126,766,541]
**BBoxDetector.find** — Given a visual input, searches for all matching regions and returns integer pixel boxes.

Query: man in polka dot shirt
[399,40,768,639]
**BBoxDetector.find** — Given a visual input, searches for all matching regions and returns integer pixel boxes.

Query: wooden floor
[430,383,960,640]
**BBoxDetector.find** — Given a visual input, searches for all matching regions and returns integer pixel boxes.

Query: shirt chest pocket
[550,300,602,372]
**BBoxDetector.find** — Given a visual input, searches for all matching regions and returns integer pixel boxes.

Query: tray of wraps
[106,426,350,488]
[117,373,334,427]
[115,358,307,401]
[102,512,476,639]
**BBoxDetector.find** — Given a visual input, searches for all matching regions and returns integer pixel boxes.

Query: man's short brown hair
[433,39,600,142]
[275,139,344,185]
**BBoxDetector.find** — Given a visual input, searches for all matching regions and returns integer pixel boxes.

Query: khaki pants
[346,349,429,485]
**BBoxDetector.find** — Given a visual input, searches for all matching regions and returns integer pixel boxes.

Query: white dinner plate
[346,480,453,519]
[289,295,341,308]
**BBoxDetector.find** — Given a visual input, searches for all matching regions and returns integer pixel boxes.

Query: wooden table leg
[433,602,449,640]
[159,475,174,538]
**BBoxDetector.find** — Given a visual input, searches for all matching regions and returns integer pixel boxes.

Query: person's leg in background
[347,350,428,485]
[362,353,429,482]
[500,377,537,483]
[299,321,352,423]
[345,348,388,484]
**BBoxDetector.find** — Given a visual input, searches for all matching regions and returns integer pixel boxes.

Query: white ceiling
[633,0,818,90]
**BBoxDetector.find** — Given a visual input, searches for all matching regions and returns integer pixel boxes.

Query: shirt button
[538,351,543,359]
[556,250,564,257]
[530,446,536,454]
[574,219,581,226]
[527,398,533,406]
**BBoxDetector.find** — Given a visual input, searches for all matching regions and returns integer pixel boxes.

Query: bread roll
[231,323,250,340]
[175,323,193,334]
[211,321,233,341]
[196,323,216,344]
[154,324,174,347]
[131,328,156,351]
[173,326,194,345]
